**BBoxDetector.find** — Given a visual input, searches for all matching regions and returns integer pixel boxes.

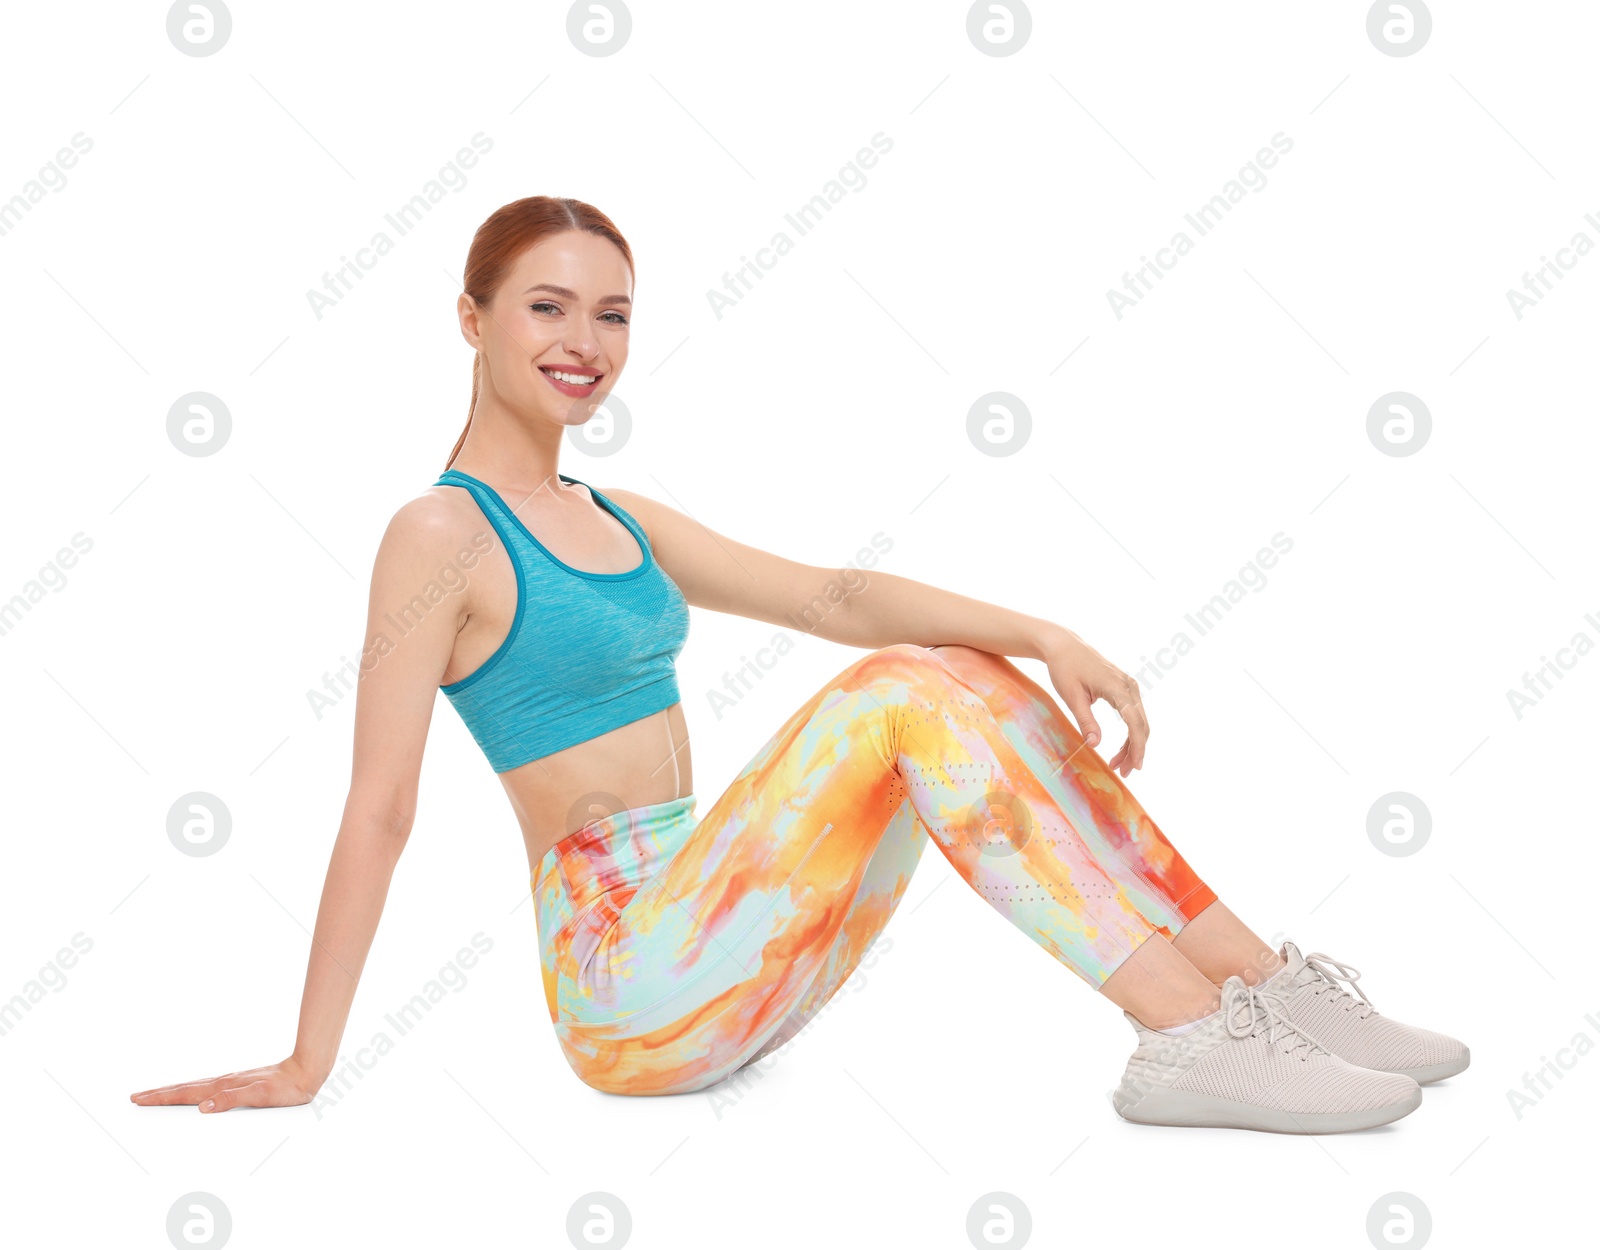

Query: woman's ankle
[1171,902,1285,988]
[1232,948,1286,987]
[1101,935,1225,1030]
[1143,994,1223,1033]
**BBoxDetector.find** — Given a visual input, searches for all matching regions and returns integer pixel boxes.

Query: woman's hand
[1042,629,1149,777]
[130,1055,324,1114]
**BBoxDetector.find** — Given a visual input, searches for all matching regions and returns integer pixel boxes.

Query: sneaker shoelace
[1300,951,1377,1020]
[1223,980,1327,1062]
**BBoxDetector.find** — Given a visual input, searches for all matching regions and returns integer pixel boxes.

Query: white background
[1,1,1594,1246]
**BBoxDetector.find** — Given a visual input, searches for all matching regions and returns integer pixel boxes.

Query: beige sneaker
[1262,941,1469,1083]
[1112,975,1421,1133]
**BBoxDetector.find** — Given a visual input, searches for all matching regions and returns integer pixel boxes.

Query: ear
[457,292,483,352]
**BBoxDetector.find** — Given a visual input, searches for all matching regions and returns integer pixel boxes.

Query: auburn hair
[446,196,634,469]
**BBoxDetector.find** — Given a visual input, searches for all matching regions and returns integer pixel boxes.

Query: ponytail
[445,354,479,470]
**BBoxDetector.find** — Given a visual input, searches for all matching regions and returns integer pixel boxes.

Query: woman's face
[462,230,632,426]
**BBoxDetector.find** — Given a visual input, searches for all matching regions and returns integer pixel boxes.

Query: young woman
[132,197,1466,1133]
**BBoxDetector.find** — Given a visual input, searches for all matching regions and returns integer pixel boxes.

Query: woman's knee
[847,644,1000,715]
[870,640,1008,675]
[927,642,1018,684]
[867,642,1026,699]
[851,642,947,689]
[860,641,933,667]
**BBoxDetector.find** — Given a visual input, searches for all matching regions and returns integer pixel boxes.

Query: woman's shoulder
[396,475,482,532]
[588,482,655,523]
[372,479,491,575]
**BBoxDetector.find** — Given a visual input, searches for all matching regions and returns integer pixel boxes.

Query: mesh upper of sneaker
[1115,977,1417,1117]
[1270,943,1465,1070]
[1172,1029,1416,1113]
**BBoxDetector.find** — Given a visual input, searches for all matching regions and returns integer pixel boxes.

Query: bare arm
[287,493,474,1085]
[606,486,1151,775]
[132,492,470,1111]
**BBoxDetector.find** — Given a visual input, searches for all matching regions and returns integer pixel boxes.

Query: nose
[562,327,600,361]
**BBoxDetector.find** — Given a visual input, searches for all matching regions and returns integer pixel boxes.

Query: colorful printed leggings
[532,643,1217,1095]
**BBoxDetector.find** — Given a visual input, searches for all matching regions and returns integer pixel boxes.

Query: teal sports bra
[432,468,690,773]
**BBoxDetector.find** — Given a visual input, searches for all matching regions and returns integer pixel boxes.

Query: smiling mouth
[539,366,601,386]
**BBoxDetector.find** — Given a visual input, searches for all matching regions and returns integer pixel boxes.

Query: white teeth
[544,369,595,386]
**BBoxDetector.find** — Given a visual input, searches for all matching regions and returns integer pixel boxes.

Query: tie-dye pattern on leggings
[532,643,1216,1095]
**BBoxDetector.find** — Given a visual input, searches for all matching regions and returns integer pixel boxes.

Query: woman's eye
[529,302,625,325]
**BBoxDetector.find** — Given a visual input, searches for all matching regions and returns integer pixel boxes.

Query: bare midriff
[498,702,694,872]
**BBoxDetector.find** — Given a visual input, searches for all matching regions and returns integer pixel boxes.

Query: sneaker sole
[1394,1047,1470,1084]
[1115,1083,1421,1134]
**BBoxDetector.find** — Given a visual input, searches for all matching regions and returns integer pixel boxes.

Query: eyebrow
[521,283,632,306]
